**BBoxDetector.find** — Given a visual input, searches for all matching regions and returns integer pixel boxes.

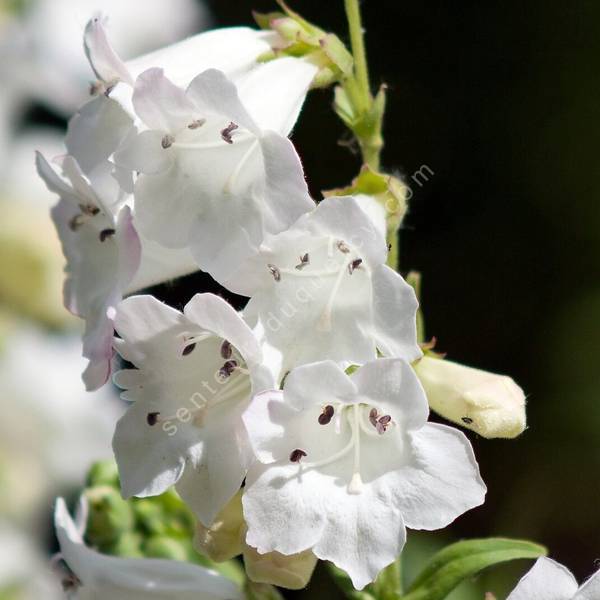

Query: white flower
[239,196,422,380]
[242,359,486,590]
[54,496,243,599]
[37,94,200,389]
[36,149,141,391]
[413,355,527,439]
[112,59,317,286]
[112,293,274,526]
[507,557,600,600]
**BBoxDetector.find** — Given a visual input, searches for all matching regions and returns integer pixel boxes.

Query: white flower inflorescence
[39,15,500,592]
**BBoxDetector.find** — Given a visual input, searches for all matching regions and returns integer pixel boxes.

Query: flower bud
[413,355,527,439]
[86,460,120,488]
[143,535,190,562]
[243,544,317,590]
[84,486,134,546]
[193,491,244,562]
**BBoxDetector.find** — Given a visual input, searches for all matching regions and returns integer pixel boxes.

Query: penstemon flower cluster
[37,3,593,600]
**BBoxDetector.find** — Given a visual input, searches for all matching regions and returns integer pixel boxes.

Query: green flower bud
[105,531,144,558]
[84,486,134,547]
[414,355,527,439]
[86,460,119,488]
[133,498,168,536]
[194,491,244,562]
[143,535,190,562]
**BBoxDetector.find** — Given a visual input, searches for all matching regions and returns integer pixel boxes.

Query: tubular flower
[507,557,600,600]
[242,359,486,589]
[54,497,243,599]
[239,196,422,379]
[112,294,273,526]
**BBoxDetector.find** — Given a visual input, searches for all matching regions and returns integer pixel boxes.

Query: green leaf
[403,538,547,600]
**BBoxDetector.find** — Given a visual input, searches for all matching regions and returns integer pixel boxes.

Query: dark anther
[369,408,378,427]
[182,343,196,356]
[348,258,363,274]
[267,264,281,282]
[99,228,116,242]
[220,340,232,359]
[219,360,238,379]
[462,416,474,424]
[336,240,350,254]
[147,412,160,426]
[289,448,307,462]
[221,121,239,144]
[376,414,392,435]
[188,118,206,130]
[68,214,86,231]
[387,243,392,252]
[295,253,310,270]
[79,203,100,216]
[161,134,175,149]
[318,405,335,425]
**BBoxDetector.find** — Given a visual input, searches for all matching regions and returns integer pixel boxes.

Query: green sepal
[403,538,547,600]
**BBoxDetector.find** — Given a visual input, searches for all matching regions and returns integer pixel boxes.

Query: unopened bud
[84,486,134,546]
[243,544,317,590]
[193,491,244,562]
[143,535,190,562]
[86,460,119,488]
[414,355,527,439]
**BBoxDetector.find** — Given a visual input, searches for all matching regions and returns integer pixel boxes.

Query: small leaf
[402,538,547,600]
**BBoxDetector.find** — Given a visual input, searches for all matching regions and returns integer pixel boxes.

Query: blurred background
[0,0,597,598]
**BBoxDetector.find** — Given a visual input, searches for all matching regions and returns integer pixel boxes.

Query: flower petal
[371,264,422,362]
[507,557,579,600]
[84,15,133,86]
[351,358,429,430]
[186,69,260,136]
[114,129,173,174]
[384,423,486,530]
[575,568,600,600]
[133,68,196,133]
[55,497,244,599]
[238,57,318,135]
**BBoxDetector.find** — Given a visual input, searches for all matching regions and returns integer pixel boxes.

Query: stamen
[182,343,196,356]
[348,258,363,275]
[317,260,350,332]
[462,416,474,424]
[79,203,100,216]
[161,134,175,149]
[318,405,335,425]
[220,340,232,359]
[290,449,307,462]
[268,264,281,282]
[369,408,378,427]
[219,360,238,380]
[336,240,350,254]
[348,405,364,494]
[99,228,116,242]
[188,118,206,130]
[69,214,86,231]
[221,121,239,144]
[147,412,160,426]
[295,253,310,270]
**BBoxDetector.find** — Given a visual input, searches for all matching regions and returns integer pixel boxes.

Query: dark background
[24,0,599,596]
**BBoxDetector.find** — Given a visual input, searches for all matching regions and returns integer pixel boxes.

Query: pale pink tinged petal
[84,15,133,86]
[133,68,196,133]
[239,57,318,135]
[507,557,579,600]
[186,69,260,136]
[371,264,422,362]
[115,205,142,292]
[351,359,429,430]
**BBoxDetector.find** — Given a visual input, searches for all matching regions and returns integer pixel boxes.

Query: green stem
[344,0,371,111]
